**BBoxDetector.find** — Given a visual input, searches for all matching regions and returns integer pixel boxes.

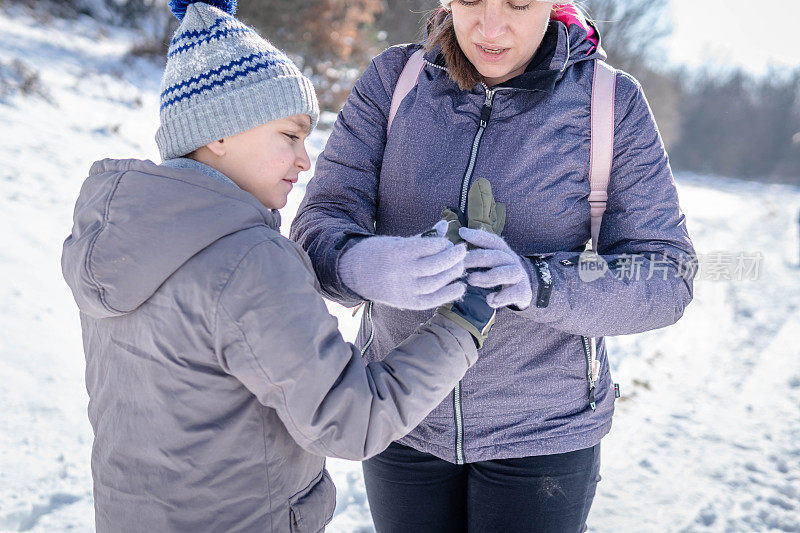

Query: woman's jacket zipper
[459,87,496,210]
[582,336,597,410]
[454,84,497,465]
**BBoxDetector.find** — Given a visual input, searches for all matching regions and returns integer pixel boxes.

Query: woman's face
[450,0,555,87]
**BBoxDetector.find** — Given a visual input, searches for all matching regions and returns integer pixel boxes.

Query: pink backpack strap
[387,49,426,134]
[589,59,616,252]
[588,60,616,402]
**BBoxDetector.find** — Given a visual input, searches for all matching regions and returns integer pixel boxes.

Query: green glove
[440,177,506,246]
[434,178,505,348]
[466,177,505,235]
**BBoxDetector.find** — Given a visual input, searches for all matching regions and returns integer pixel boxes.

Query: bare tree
[672,68,800,182]
[582,0,681,148]
[581,0,672,72]
[236,0,385,109]
[237,0,384,67]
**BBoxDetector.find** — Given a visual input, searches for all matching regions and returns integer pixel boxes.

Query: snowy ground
[0,6,798,532]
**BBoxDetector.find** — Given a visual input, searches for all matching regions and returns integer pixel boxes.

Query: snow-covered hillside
[1,6,798,532]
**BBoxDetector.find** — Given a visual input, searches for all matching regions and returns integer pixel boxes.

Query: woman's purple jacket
[291,21,696,463]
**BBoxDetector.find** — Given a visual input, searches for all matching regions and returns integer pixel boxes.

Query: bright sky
[667,0,800,74]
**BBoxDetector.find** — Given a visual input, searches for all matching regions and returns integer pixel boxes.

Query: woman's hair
[424,3,585,90]
[425,10,481,90]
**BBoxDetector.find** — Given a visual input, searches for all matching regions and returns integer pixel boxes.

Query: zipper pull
[485,88,495,105]
[588,386,596,411]
[480,89,495,128]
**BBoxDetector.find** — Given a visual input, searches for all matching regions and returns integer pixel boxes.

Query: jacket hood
[62,158,280,319]
[551,3,604,68]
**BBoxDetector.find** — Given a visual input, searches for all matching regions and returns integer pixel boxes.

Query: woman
[291,1,696,530]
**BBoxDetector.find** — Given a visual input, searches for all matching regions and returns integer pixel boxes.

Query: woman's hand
[339,221,468,310]
[459,227,533,310]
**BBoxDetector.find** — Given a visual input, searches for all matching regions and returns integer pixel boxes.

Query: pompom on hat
[155,1,319,160]
[168,0,237,20]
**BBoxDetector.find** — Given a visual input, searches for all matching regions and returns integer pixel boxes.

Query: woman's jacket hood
[61,158,280,319]
[545,6,605,72]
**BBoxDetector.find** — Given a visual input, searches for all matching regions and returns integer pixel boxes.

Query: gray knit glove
[460,227,533,310]
[339,221,467,310]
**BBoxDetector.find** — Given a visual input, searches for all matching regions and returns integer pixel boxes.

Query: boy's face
[208,115,312,209]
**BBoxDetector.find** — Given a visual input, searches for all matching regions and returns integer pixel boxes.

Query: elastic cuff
[436,307,494,349]
[531,256,553,308]
[516,255,552,310]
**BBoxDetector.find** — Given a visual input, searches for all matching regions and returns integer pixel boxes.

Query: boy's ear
[204,139,226,157]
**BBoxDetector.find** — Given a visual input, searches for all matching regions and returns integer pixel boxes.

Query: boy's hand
[339,222,467,310]
[432,177,511,346]
[435,283,497,348]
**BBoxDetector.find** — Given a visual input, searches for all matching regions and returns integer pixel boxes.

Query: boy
[60,1,494,531]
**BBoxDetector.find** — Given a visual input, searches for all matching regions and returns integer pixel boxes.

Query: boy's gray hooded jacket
[61,159,478,532]
[291,21,696,463]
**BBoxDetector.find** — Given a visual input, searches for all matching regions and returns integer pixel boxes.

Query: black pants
[362,442,601,533]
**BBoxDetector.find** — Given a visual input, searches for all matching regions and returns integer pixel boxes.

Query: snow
[1,5,799,532]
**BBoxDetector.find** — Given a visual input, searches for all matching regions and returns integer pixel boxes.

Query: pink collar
[551,4,599,49]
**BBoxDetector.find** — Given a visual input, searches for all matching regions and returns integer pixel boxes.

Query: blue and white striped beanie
[155,1,319,160]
